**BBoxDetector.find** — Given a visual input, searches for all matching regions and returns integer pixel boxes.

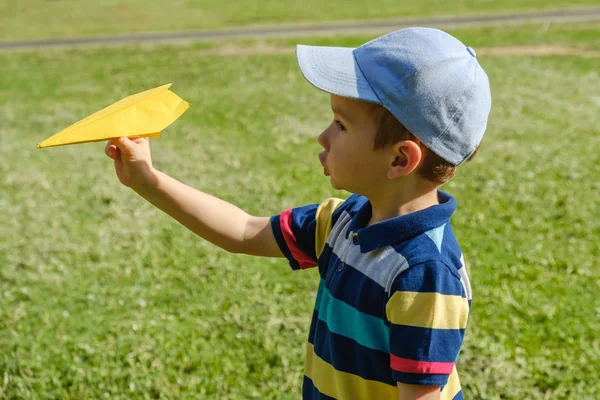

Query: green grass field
[1,20,599,399]
[1,0,599,41]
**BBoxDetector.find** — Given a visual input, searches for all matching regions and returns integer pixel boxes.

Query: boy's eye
[334,120,346,131]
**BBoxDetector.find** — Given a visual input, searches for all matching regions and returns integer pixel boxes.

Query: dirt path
[476,45,600,57]
[190,43,600,57]
[1,8,599,51]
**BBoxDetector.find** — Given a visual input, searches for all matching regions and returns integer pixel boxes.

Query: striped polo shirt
[271,191,471,400]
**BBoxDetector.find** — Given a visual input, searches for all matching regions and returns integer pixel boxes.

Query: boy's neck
[367,185,440,226]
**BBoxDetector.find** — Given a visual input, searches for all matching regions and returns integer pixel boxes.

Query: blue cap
[296,27,492,165]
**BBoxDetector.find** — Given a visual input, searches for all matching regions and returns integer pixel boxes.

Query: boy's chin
[328,177,344,191]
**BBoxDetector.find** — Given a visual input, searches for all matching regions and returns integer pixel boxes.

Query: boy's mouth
[318,152,329,176]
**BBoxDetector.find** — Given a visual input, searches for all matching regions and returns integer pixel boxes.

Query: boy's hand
[104,137,156,190]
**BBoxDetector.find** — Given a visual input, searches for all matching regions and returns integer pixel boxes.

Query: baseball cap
[296,27,492,165]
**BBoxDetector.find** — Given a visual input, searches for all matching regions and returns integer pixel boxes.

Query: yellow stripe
[315,198,345,258]
[386,291,469,329]
[441,367,461,400]
[305,343,397,400]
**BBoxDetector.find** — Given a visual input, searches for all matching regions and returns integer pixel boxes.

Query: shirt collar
[347,190,456,253]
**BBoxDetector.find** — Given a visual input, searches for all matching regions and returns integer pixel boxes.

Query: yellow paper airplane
[36,83,190,148]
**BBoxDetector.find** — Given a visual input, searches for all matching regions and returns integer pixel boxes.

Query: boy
[105,28,491,399]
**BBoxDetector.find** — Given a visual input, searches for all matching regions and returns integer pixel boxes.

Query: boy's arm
[397,383,440,400]
[137,170,283,256]
[105,137,283,257]
[386,262,469,397]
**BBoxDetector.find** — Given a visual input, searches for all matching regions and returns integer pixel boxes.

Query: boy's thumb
[113,137,134,152]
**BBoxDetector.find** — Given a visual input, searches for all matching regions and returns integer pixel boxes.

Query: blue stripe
[289,204,319,262]
[310,318,396,386]
[441,223,463,267]
[391,235,440,266]
[315,281,389,353]
[388,259,465,296]
[319,252,388,318]
[452,389,464,400]
[308,309,318,344]
[389,324,465,362]
[270,215,300,270]
[317,244,334,280]
[392,370,451,386]
[302,376,336,400]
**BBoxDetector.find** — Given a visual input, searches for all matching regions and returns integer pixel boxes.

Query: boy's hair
[373,107,479,184]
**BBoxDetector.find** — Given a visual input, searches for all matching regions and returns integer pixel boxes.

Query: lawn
[1,22,599,399]
[1,0,599,41]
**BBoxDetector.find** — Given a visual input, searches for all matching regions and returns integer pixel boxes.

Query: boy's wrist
[130,167,160,195]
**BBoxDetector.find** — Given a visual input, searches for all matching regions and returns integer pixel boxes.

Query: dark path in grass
[1,7,600,51]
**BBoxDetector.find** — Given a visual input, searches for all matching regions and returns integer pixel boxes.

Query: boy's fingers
[105,141,118,159]
[105,136,148,159]
[113,136,135,152]
[130,137,150,144]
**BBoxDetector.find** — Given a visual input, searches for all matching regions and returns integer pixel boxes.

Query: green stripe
[314,280,390,353]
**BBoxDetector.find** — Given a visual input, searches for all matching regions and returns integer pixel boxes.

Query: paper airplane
[36,83,190,148]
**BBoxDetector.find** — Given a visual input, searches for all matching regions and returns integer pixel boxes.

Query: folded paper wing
[37,83,190,148]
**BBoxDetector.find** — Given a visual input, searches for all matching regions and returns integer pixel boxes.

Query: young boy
[105,28,491,400]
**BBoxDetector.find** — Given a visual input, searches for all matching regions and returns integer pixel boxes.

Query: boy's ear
[387,139,423,180]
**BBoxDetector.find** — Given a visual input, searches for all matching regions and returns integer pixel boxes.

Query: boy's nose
[318,128,328,150]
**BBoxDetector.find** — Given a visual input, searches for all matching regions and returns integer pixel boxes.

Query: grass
[1,23,599,399]
[1,0,599,41]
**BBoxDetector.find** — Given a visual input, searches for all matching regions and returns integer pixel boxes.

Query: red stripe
[390,354,454,374]
[279,210,317,269]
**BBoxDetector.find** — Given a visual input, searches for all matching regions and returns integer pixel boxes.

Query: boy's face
[318,95,390,196]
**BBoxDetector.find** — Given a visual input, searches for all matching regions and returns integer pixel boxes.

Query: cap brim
[296,45,381,104]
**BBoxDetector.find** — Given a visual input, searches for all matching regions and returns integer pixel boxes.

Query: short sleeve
[385,261,470,386]
[271,198,345,270]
